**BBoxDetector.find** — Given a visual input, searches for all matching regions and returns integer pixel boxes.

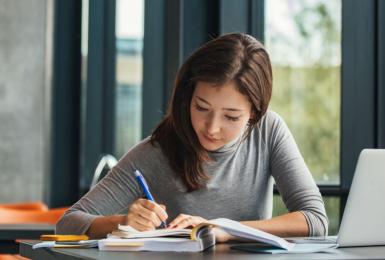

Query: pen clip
[135,170,149,189]
[139,175,149,190]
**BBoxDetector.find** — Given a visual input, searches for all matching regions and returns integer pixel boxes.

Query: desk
[19,240,385,260]
[0,224,54,254]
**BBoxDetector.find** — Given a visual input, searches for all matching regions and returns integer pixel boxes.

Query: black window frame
[142,0,385,221]
[48,0,385,220]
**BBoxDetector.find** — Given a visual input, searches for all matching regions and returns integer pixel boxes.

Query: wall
[0,0,52,202]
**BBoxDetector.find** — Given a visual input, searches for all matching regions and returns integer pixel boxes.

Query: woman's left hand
[167,214,207,229]
[167,213,233,242]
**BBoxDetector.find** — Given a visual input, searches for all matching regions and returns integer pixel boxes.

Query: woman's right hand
[125,198,168,231]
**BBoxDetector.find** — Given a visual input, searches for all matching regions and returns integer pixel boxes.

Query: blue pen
[134,170,167,228]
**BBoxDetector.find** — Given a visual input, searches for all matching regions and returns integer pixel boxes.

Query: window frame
[79,0,117,195]
[48,0,385,212]
[142,0,385,220]
[47,0,82,207]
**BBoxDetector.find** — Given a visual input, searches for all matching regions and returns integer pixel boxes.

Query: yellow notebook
[40,234,89,241]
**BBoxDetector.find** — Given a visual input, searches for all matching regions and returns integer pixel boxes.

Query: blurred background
[1,0,384,236]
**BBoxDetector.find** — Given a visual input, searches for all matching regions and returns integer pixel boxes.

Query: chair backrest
[0,207,67,224]
[0,202,48,211]
[90,154,118,188]
[0,155,118,225]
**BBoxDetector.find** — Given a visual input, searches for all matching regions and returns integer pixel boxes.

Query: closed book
[98,224,215,252]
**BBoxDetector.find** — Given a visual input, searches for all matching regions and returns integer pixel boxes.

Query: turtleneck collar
[208,127,247,157]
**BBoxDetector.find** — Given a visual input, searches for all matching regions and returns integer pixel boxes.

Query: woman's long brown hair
[151,33,272,191]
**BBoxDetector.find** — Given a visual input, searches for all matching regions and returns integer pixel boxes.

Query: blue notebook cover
[231,243,337,254]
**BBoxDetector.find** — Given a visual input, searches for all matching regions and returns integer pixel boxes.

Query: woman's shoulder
[258,110,286,127]
[117,136,166,169]
[123,136,165,158]
[251,110,290,147]
[254,110,288,135]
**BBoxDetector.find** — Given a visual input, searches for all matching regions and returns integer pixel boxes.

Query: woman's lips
[203,134,221,143]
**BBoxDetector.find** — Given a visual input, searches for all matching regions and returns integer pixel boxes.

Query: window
[81,0,88,127]
[115,0,145,157]
[265,0,342,234]
[273,195,340,235]
[44,0,383,208]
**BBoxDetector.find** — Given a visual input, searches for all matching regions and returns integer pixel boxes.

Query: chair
[0,154,117,225]
[0,255,28,260]
[0,207,67,225]
[0,204,67,260]
[0,201,48,211]
[0,154,117,260]
[90,154,118,188]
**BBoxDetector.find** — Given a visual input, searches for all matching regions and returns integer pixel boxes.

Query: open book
[98,218,294,252]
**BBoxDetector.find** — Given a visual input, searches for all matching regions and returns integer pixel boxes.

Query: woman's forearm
[86,215,126,239]
[85,212,308,240]
[241,211,309,238]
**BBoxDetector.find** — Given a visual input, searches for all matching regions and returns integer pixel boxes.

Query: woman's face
[190,81,252,151]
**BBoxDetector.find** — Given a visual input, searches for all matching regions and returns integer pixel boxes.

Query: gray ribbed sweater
[56,110,328,236]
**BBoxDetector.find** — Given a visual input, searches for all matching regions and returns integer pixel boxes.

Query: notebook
[98,218,294,252]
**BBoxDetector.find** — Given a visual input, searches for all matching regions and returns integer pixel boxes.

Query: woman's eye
[196,105,208,111]
[225,115,240,121]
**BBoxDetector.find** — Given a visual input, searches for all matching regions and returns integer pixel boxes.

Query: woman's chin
[201,142,224,152]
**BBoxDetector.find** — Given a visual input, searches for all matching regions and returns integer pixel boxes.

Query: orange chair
[0,155,114,259]
[0,202,48,212]
[0,255,28,260]
[0,207,67,225]
[0,203,68,260]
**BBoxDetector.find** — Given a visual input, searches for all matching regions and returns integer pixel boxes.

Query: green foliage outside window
[266,0,341,235]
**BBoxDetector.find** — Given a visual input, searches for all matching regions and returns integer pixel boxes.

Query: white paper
[209,218,295,250]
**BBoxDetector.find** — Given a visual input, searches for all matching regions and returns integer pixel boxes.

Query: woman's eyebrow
[196,96,243,112]
[196,96,211,106]
[223,107,243,112]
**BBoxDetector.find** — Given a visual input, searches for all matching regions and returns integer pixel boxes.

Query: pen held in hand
[134,170,167,229]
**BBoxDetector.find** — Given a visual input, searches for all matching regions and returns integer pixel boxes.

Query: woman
[56,33,328,241]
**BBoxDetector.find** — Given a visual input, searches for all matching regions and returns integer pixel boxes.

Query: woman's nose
[206,116,221,135]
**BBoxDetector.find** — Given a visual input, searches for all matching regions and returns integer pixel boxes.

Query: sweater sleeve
[267,112,328,236]
[56,152,143,235]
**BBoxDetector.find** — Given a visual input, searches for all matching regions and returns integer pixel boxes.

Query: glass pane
[115,0,145,157]
[81,0,88,125]
[273,195,340,235]
[265,0,341,185]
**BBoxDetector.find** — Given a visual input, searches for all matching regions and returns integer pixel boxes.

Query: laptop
[288,149,385,247]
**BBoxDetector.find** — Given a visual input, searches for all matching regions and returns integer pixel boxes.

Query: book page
[208,218,294,250]
[115,218,294,250]
[113,225,192,239]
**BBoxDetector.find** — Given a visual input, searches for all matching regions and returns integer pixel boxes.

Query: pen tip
[134,170,140,177]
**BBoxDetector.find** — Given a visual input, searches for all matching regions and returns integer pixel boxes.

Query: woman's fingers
[168,214,190,229]
[138,199,168,222]
[126,212,155,231]
[168,214,206,229]
[167,214,231,242]
[127,199,168,230]
[136,204,162,227]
